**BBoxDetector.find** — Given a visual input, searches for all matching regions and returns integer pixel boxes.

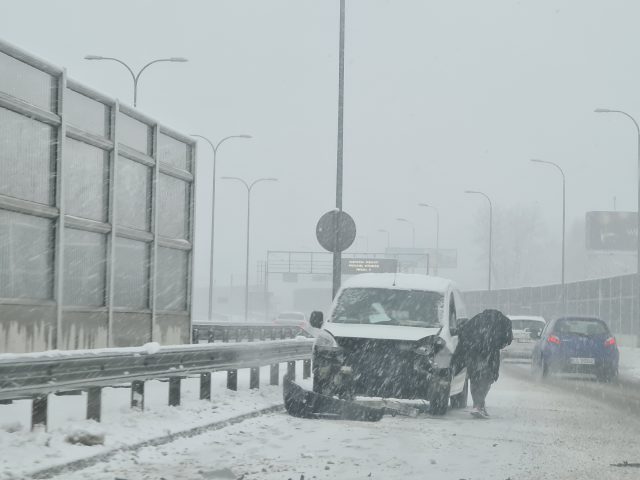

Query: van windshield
[331,288,443,328]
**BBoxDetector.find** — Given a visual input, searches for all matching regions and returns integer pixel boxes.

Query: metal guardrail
[191,321,308,343]
[0,339,314,430]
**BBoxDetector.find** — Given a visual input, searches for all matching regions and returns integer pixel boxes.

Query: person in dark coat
[457,309,512,418]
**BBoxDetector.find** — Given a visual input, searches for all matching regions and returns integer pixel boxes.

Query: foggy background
[2,0,638,318]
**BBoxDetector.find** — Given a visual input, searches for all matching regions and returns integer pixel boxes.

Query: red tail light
[547,335,561,345]
[605,337,616,347]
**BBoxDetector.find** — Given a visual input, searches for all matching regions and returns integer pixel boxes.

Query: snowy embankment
[45,371,640,480]
[0,364,301,480]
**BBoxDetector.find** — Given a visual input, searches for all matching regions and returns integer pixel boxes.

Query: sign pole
[333,0,346,299]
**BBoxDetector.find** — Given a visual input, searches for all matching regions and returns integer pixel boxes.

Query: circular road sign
[316,210,357,253]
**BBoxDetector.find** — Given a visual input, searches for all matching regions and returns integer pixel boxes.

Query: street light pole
[396,217,415,248]
[222,176,278,321]
[530,159,566,306]
[595,108,640,313]
[84,55,188,107]
[333,0,347,299]
[191,134,252,320]
[465,190,493,290]
[418,203,440,275]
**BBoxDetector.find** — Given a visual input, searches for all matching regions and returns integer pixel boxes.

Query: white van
[309,273,469,415]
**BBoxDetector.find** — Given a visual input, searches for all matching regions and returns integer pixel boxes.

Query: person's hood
[323,322,440,341]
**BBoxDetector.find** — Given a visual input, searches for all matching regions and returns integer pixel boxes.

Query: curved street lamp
[191,134,252,320]
[84,55,188,107]
[465,190,493,291]
[418,203,440,275]
[530,159,566,302]
[594,108,640,286]
[222,176,278,321]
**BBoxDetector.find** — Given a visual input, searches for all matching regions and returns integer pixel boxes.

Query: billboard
[341,258,399,274]
[586,211,637,251]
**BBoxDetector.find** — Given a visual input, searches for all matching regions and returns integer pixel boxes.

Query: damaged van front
[309,273,469,415]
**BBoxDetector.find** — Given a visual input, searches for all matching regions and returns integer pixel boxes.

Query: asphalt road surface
[53,366,640,480]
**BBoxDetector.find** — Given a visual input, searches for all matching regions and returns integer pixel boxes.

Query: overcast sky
[3,0,640,314]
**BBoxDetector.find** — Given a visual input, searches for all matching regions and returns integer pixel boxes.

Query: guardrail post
[250,367,260,389]
[31,395,47,431]
[248,328,254,342]
[280,328,285,340]
[270,363,280,385]
[235,328,241,343]
[200,372,211,400]
[86,387,102,422]
[260,328,266,341]
[168,377,181,406]
[223,328,229,343]
[270,329,276,341]
[287,361,296,380]
[227,370,238,391]
[303,360,311,379]
[207,328,215,343]
[131,380,145,410]
[192,327,199,343]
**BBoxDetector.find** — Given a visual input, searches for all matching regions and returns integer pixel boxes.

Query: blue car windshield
[554,318,609,336]
[331,288,443,328]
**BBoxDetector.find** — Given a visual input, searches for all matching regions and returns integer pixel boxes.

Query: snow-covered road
[50,368,640,480]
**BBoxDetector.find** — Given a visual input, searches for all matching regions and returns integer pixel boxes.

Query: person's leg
[470,377,491,409]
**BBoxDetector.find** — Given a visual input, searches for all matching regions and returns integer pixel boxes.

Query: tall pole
[530,159,566,308]
[245,188,251,322]
[595,109,640,328]
[84,55,187,107]
[418,203,440,275]
[191,135,251,321]
[222,177,277,321]
[333,0,346,299]
[465,191,493,290]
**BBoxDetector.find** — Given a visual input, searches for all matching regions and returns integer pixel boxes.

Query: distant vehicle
[502,315,546,359]
[308,273,469,415]
[274,311,307,327]
[531,316,619,381]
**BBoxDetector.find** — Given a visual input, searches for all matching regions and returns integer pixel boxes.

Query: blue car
[531,316,619,381]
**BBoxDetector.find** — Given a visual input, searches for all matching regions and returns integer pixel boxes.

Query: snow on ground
[0,363,304,480]
[46,369,640,480]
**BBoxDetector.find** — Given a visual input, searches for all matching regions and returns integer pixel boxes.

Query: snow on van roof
[341,273,453,293]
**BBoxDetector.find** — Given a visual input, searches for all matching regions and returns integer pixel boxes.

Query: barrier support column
[86,387,102,422]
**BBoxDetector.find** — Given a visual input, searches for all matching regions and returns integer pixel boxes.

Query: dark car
[531,316,619,381]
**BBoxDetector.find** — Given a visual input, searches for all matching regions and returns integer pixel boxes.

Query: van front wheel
[429,370,451,416]
[450,377,468,409]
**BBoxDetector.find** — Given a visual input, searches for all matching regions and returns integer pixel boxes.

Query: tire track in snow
[27,404,285,480]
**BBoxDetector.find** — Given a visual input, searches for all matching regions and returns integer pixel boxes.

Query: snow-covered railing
[191,321,307,344]
[0,339,314,430]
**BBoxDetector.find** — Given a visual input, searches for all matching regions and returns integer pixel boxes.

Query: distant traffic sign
[341,258,398,275]
[586,211,637,251]
[316,210,356,253]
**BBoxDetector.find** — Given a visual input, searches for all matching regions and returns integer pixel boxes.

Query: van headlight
[414,336,446,357]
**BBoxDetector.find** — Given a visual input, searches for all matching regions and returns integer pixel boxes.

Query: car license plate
[570,357,595,365]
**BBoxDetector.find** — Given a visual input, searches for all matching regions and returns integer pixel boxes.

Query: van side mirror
[309,311,324,329]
